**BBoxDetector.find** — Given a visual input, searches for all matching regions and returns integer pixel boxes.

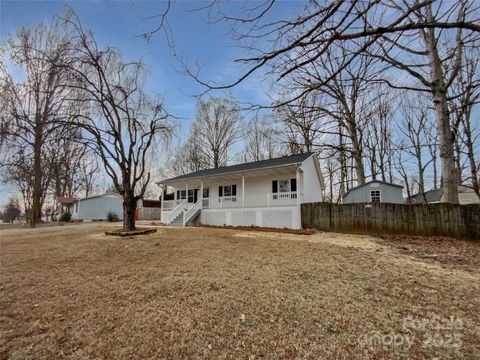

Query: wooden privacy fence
[301,202,480,239]
[137,207,161,221]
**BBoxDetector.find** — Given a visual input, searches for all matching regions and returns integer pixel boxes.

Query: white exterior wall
[300,155,323,203]
[200,206,301,229]
[72,194,123,220]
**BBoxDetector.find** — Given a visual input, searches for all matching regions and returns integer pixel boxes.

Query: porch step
[169,208,201,227]
[185,209,201,226]
[169,212,184,227]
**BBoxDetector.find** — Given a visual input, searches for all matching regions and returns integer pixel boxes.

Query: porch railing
[201,192,298,209]
[166,199,187,224]
[183,199,202,226]
[162,199,186,211]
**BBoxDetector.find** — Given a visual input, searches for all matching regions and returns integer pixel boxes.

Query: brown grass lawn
[1,225,479,359]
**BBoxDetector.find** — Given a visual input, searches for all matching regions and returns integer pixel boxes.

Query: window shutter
[176,190,180,199]
[272,180,278,193]
[232,185,237,196]
[218,186,223,197]
[290,178,297,192]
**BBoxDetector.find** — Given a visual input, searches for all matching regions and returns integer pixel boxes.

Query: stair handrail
[167,199,187,224]
[183,199,202,226]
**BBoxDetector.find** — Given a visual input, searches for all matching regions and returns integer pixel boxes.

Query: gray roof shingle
[408,189,443,203]
[160,152,313,183]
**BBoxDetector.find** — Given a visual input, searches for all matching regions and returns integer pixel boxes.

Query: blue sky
[1,1,253,122]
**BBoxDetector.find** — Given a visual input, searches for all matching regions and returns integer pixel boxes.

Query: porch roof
[158,152,313,185]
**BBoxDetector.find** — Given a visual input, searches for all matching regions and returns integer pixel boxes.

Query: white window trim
[370,190,381,203]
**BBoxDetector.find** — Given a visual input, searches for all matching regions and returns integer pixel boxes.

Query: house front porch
[158,164,304,228]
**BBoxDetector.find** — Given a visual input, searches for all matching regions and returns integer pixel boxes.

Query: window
[272,179,297,199]
[218,185,237,201]
[224,185,232,197]
[188,190,194,203]
[203,188,209,198]
[371,190,381,203]
[219,185,236,197]
[279,179,290,193]
[176,190,187,200]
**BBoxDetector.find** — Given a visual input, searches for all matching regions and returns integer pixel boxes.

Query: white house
[72,193,123,221]
[157,153,323,229]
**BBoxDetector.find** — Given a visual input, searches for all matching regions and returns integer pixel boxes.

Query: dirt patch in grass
[191,224,315,235]
[1,226,479,359]
[377,234,480,268]
[105,228,157,237]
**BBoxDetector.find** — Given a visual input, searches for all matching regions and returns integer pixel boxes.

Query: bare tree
[193,96,242,168]
[50,127,90,198]
[394,147,416,201]
[169,129,207,176]
[0,16,80,226]
[0,150,35,219]
[363,87,396,183]
[275,94,323,154]
[76,152,99,198]
[397,95,437,199]
[65,16,173,231]
[305,48,380,186]
[244,115,279,162]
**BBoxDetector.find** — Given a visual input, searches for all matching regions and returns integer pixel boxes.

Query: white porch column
[296,166,301,206]
[242,175,245,208]
[160,184,164,222]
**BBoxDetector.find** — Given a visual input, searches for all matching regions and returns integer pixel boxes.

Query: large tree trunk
[338,124,347,199]
[352,148,365,185]
[424,23,459,203]
[429,145,438,189]
[454,135,463,184]
[31,124,43,227]
[122,193,137,231]
[346,119,365,185]
[432,87,459,203]
[463,114,480,199]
